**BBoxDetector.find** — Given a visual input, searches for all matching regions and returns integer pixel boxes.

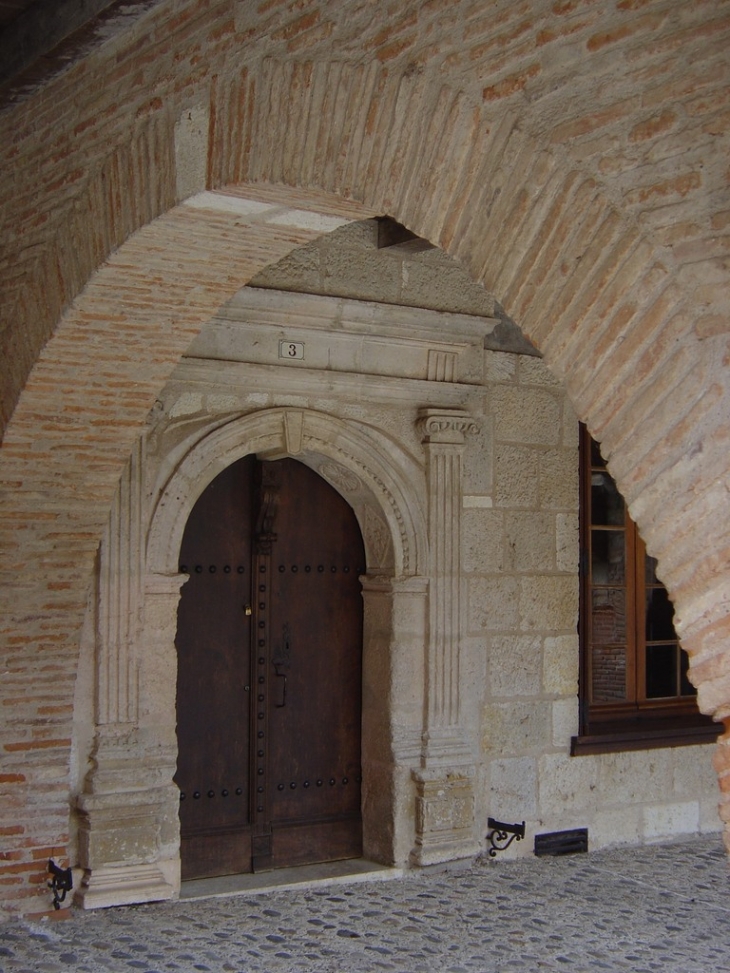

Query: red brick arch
[1,2,729,913]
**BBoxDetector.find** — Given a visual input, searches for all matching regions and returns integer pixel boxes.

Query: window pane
[680,651,696,697]
[591,530,625,584]
[591,473,625,525]
[645,587,675,641]
[645,554,659,585]
[646,643,677,698]
[591,643,627,702]
[580,429,706,728]
[590,438,606,468]
[591,587,627,643]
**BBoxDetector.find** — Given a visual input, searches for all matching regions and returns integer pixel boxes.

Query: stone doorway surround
[73,289,489,908]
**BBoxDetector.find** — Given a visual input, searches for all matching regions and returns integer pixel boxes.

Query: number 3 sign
[279,340,305,360]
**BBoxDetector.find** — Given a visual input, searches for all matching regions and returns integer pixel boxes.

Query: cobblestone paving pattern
[1,837,729,973]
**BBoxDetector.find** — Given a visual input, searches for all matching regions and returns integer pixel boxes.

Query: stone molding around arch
[146,407,428,581]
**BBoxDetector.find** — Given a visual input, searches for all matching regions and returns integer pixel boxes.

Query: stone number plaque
[279,340,305,360]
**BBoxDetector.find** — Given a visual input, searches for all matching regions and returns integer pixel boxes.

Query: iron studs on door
[251,554,271,833]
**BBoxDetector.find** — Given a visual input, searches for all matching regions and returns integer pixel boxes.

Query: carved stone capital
[360,574,429,594]
[145,573,189,598]
[418,408,479,445]
[419,726,475,769]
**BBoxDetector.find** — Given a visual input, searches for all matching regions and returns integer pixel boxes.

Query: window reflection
[591,529,625,584]
[646,644,677,698]
[591,587,626,643]
[590,472,624,526]
[645,587,675,641]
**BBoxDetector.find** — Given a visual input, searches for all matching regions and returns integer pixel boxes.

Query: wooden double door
[175,456,365,881]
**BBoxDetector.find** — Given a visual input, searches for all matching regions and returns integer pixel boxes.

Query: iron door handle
[274,663,287,708]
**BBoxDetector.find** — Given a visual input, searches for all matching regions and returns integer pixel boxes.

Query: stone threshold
[180,858,403,901]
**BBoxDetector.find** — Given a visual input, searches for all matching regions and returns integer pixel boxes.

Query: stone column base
[74,862,176,910]
[75,778,180,909]
[410,767,479,866]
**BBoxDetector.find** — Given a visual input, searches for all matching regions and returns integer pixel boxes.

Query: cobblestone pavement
[1,836,729,973]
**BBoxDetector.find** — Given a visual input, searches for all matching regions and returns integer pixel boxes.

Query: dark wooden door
[175,456,364,880]
[175,455,255,880]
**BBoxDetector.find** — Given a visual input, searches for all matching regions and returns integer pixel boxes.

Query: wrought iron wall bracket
[486,817,525,857]
[48,859,73,909]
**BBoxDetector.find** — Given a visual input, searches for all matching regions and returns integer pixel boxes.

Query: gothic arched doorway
[175,455,366,880]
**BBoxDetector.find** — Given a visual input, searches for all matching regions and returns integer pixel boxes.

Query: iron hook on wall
[48,859,73,910]
[486,817,526,858]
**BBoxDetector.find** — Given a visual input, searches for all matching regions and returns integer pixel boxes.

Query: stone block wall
[463,350,720,854]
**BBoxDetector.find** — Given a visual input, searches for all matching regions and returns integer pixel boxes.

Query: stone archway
[75,406,435,908]
[2,181,729,912]
[1,6,729,913]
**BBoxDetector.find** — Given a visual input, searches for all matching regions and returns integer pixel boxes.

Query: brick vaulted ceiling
[0,0,164,100]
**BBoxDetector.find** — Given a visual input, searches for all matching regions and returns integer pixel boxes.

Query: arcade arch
[1,5,728,913]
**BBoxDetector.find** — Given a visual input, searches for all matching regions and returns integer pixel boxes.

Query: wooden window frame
[572,426,718,755]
